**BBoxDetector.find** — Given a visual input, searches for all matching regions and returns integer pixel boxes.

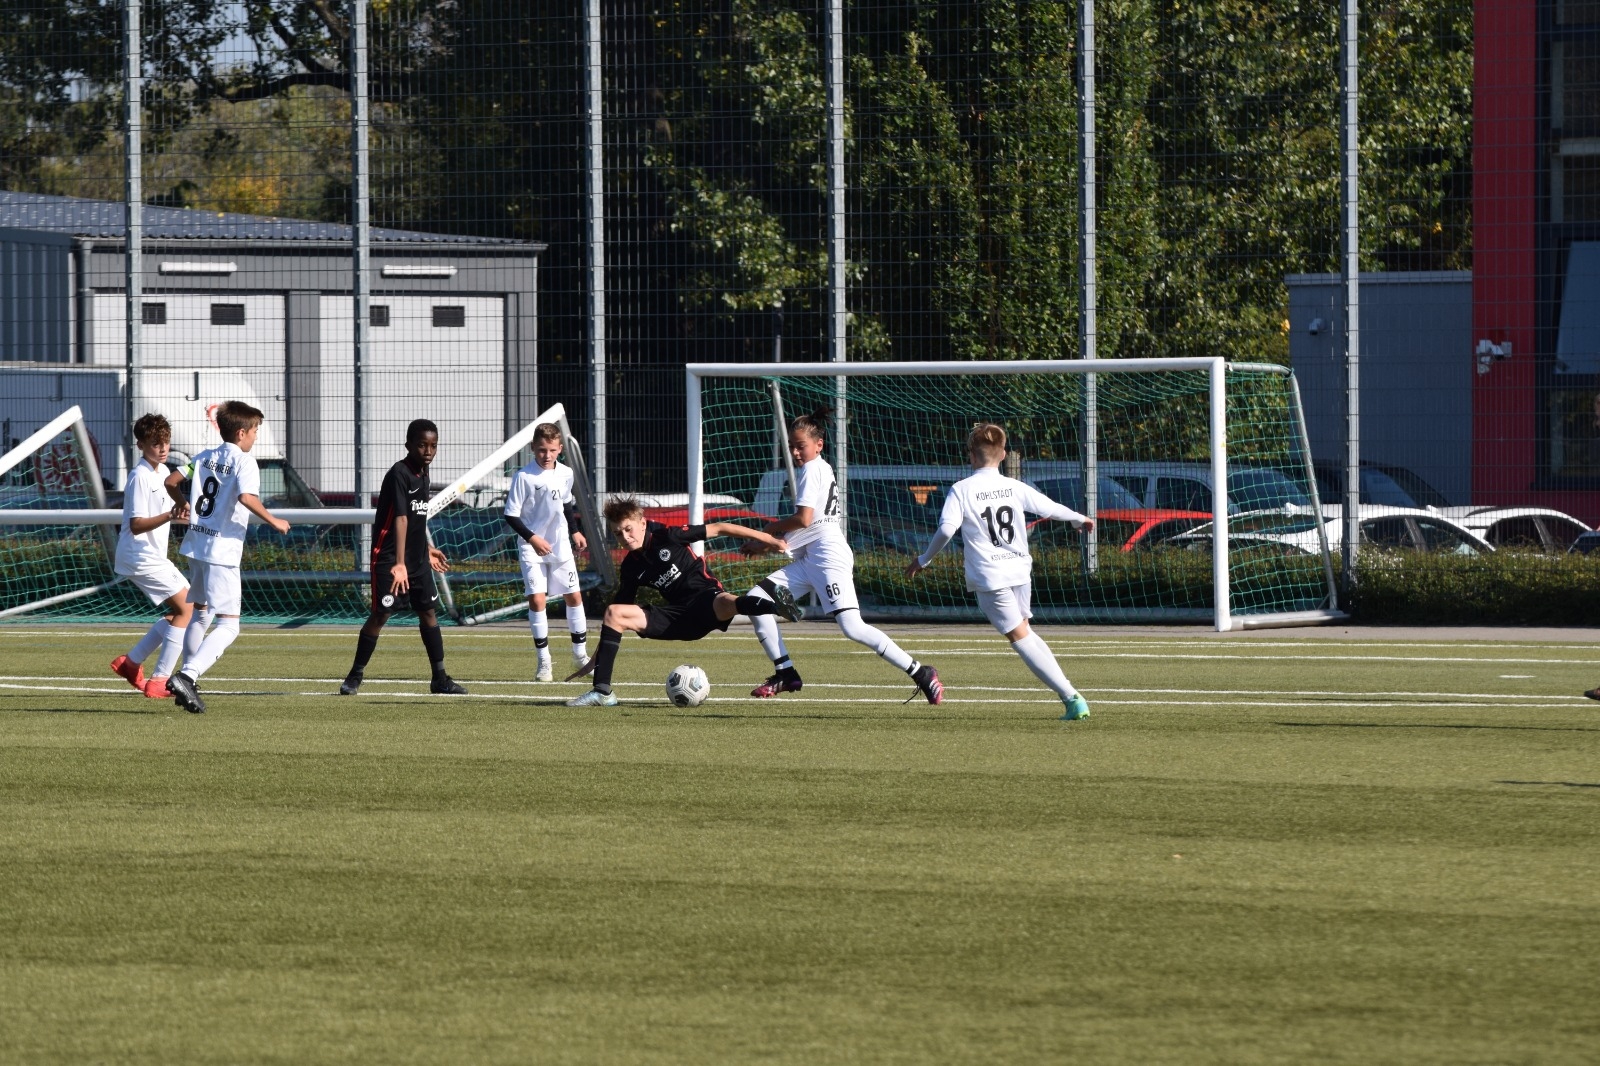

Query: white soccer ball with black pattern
[665,664,710,707]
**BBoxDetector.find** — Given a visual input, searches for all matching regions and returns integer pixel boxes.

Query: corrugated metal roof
[0,190,527,246]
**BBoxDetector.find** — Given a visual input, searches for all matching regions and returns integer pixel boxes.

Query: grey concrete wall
[1287,271,1472,504]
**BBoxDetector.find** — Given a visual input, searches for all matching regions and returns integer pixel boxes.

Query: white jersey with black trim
[114,459,174,573]
[504,461,576,564]
[179,442,260,567]
[784,455,846,556]
[920,467,1086,591]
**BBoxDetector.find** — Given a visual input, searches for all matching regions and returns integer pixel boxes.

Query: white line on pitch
[3,674,1592,703]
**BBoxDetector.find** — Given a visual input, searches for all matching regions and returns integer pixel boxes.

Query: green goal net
[688,359,1340,630]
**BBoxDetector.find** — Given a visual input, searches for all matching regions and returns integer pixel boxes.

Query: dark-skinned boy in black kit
[338,419,467,696]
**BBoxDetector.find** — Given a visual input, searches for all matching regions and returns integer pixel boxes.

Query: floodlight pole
[1079,0,1099,575]
[825,0,847,533]
[584,0,607,506]
[350,0,370,540]
[1340,0,1361,591]
[122,0,142,473]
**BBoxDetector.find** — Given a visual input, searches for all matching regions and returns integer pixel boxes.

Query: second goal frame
[685,358,1342,632]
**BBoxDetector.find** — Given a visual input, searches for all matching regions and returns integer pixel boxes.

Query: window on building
[433,305,465,327]
[371,304,390,327]
[210,303,246,326]
[1559,1,1600,26]
[1545,387,1600,479]
[141,302,166,325]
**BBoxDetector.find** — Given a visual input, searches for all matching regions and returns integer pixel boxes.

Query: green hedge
[1346,551,1600,626]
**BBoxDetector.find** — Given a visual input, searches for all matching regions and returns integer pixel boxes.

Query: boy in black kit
[566,497,803,707]
[338,419,467,696]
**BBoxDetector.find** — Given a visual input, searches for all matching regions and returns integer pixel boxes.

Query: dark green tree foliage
[1,1,1471,485]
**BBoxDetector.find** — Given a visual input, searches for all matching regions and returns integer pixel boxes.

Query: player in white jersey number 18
[906,422,1094,721]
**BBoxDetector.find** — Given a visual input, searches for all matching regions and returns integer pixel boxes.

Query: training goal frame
[685,358,1344,632]
[0,402,611,625]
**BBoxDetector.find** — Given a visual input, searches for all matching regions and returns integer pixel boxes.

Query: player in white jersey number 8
[906,422,1093,721]
[740,407,943,705]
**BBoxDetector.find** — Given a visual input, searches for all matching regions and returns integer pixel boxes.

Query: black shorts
[640,588,729,641]
[372,561,439,614]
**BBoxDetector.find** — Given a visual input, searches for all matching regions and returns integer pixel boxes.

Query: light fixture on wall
[1476,338,1512,375]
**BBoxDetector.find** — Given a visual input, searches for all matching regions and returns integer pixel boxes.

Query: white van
[0,366,320,505]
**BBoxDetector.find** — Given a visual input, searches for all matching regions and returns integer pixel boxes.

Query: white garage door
[93,293,287,441]
[319,296,504,496]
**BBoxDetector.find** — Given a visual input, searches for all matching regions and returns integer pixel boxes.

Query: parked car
[1312,459,1451,509]
[1570,530,1600,555]
[1099,462,1315,515]
[752,465,1201,553]
[1432,506,1590,552]
[1170,506,1492,557]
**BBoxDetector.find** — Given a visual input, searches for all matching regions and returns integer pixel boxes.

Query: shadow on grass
[6,704,164,716]
[1497,779,1600,789]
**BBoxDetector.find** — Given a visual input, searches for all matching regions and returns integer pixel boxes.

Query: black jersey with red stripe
[613,522,722,607]
[372,458,431,571]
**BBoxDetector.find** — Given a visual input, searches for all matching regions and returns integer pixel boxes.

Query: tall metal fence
[12,2,1594,622]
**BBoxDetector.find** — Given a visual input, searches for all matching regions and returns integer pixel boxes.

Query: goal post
[0,402,612,626]
[686,359,1343,632]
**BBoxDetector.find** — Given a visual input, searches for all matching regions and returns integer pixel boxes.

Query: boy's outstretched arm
[704,521,788,555]
[240,493,291,535]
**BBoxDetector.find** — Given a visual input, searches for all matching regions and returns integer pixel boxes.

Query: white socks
[152,622,185,678]
[182,615,239,680]
[184,607,215,663]
[566,603,588,657]
[1013,632,1077,700]
[529,609,550,662]
[751,610,787,662]
[127,619,169,665]
[834,609,915,672]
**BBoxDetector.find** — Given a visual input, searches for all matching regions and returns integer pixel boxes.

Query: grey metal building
[0,190,544,495]
[1287,271,1473,505]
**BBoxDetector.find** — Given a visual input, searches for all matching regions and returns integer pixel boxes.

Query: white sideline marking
[3,674,1590,702]
[1,675,1590,711]
[9,628,1600,655]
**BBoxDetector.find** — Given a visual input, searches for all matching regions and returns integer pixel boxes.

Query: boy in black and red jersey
[338,419,466,696]
[566,497,802,707]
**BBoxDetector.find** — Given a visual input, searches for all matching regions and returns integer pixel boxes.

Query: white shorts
[119,559,189,607]
[976,584,1032,634]
[518,545,582,598]
[187,559,242,615]
[764,540,858,614]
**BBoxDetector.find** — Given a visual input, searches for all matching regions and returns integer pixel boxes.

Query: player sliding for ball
[906,422,1094,721]
[564,497,802,707]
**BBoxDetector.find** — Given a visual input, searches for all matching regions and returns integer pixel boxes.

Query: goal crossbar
[685,358,1340,632]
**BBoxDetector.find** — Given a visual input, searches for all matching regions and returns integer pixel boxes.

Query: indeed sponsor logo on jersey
[409,499,428,514]
[652,565,682,589]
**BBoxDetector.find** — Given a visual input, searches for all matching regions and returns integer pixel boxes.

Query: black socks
[420,623,447,678]
[592,626,623,694]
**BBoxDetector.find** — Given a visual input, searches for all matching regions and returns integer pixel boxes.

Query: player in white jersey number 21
[741,407,943,705]
[907,422,1094,721]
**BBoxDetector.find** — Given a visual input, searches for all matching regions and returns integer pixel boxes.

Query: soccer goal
[0,402,612,626]
[686,358,1343,631]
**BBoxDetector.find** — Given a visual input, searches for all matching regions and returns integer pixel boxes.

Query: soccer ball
[665,664,710,707]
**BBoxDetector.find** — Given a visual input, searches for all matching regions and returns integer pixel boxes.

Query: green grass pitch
[3,622,1599,1064]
